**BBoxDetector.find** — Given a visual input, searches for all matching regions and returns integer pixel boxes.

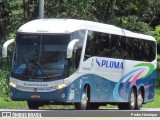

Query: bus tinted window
[97,33,109,57]
[124,37,156,62]
[84,31,94,60]
[84,31,111,60]
[84,31,156,62]
[110,35,122,59]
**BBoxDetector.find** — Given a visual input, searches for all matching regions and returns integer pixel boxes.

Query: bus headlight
[57,84,67,89]
[9,82,17,88]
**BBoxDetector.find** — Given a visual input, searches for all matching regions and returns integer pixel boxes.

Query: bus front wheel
[75,87,89,110]
[27,101,39,109]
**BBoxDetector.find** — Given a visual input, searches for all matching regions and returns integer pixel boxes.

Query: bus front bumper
[10,87,70,103]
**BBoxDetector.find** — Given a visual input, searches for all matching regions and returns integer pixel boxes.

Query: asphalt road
[0,108,160,116]
[0,108,160,111]
[0,108,159,120]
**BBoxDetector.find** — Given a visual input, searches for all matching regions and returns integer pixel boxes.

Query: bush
[0,69,10,96]
[157,56,160,87]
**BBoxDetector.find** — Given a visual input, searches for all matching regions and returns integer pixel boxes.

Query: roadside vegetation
[141,54,160,108]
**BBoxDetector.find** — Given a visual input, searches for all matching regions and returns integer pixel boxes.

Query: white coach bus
[2,19,157,110]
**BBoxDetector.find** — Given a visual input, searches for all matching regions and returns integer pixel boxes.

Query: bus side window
[68,30,86,75]
[98,33,110,57]
[149,41,156,61]
[84,31,110,59]
[110,34,122,59]
[84,31,94,61]
[68,47,82,76]
[75,47,82,68]
[121,37,129,59]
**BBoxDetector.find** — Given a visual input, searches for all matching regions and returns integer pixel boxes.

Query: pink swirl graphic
[130,70,145,87]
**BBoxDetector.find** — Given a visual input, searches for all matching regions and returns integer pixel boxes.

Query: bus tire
[127,88,136,110]
[27,101,39,109]
[75,87,89,110]
[135,90,143,110]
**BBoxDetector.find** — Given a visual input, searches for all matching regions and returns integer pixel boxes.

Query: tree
[44,0,96,21]
[114,16,152,34]
[0,0,11,39]
[153,25,160,53]
[0,0,160,49]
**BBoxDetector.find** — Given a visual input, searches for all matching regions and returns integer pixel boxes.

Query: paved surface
[0,108,159,120]
[0,108,160,111]
[0,118,160,120]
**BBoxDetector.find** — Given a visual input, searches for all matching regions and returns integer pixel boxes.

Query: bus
[2,19,157,110]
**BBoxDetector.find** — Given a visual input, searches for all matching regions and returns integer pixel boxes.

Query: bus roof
[18,19,155,41]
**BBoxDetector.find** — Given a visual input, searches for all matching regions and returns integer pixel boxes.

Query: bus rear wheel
[127,88,136,110]
[27,101,39,109]
[75,87,89,110]
[135,90,143,110]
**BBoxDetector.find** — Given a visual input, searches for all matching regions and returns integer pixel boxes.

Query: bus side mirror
[2,39,15,58]
[67,39,79,58]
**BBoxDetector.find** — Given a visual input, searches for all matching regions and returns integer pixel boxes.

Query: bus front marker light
[9,82,13,86]
[57,84,67,89]
[9,82,17,88]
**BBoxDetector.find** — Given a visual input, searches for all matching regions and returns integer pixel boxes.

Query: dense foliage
[0,0,160,96]
[1,0,160,38]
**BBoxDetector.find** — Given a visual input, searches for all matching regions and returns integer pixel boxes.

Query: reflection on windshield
[13,34,71,80]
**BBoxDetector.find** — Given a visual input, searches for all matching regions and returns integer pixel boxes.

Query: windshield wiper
[36,62,51,80]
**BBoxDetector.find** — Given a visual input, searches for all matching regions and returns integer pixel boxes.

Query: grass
[0,70,10,96]
[0,97,27,109]
[157,56,160,87]
[0,96,76,109]
[143,87,160,108]
[140,56,160,108]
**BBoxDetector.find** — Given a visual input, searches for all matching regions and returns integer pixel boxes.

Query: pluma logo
[96,58,124,69]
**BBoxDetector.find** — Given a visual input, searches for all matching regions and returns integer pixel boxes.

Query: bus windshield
[12,34,71,81]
